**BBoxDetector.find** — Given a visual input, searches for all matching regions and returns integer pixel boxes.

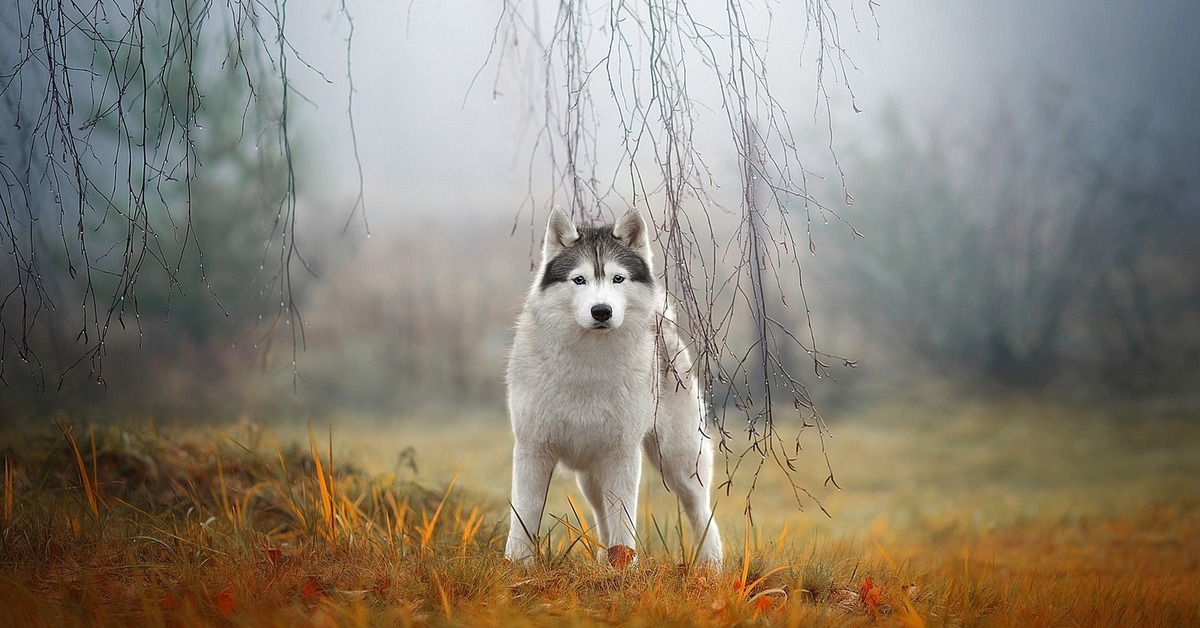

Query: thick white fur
[504,208,723,566]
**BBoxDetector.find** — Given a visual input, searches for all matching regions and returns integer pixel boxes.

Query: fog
[2,0,1198,420]
[281,0,1199,412]
[289,0,1200,218]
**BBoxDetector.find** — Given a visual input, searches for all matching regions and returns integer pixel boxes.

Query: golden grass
[1,395,1198,626]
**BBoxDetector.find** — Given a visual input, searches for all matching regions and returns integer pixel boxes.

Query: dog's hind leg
[644,429,723,567]
[505,443,555,563]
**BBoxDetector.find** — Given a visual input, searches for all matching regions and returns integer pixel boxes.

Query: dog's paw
[606,544,637,569]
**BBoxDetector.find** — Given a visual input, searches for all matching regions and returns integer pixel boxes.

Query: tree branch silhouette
[488,0,868,511]
[0,0,363,391]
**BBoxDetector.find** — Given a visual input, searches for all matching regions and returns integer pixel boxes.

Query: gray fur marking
[539,225,652,289]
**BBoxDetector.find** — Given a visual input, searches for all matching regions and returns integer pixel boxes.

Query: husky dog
[504,207,723,567]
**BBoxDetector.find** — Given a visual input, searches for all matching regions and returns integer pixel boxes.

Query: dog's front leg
[505,443,555,563]
[593,451,642,562]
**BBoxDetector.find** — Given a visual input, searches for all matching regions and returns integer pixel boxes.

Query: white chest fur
[506,312,657,469]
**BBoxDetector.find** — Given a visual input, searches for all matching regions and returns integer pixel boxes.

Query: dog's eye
[613,275,625,284]
[572,276,586,285]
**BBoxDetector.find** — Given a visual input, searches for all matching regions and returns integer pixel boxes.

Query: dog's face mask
[537,208,655,331]
[559,259,635,330]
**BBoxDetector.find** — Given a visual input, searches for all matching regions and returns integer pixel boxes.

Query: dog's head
[535,207,656,331]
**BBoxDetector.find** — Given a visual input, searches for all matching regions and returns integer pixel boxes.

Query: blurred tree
[81,14,294,343]
[0,0,360,392]
[843,94,1197,389]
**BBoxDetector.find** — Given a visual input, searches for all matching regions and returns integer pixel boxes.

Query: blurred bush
[833,92,1199,392]
[288,215,526,417]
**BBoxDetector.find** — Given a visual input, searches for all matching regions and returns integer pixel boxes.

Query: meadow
[2,391,1198,626]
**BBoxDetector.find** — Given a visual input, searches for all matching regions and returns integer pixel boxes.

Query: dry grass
[2,394,1198,626]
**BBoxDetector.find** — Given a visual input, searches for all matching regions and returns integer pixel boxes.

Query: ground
[2,392,1198,626]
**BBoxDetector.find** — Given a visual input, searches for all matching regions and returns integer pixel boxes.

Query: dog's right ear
[542,207,579,260]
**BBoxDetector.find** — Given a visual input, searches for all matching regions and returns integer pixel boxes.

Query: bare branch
[0,0,363,392]
[489,0,865,510]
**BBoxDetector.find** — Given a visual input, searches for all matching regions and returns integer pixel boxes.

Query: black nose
[591,304,612,322]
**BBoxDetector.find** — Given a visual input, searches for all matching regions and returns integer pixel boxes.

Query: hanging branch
[0,0,364,390]
[487,0,870,510]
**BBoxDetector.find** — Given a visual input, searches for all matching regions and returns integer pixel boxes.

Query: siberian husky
[504,207,723,567]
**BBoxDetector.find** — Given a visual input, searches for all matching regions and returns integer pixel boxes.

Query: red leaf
[606,545,636,569]
[301,576,327,602]
[213,589,235,615]
[860,577,884,612]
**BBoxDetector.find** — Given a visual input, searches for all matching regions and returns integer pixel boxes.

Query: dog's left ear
[613,210,650,253]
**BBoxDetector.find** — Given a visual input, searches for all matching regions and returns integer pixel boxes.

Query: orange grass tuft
[3,455,12,524]
[58,422,100,518]
[309,429,336,540]
[420,465,461,549]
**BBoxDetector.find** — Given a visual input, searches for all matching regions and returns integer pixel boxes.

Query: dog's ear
[613,210,650,253]
[542,206,579,259]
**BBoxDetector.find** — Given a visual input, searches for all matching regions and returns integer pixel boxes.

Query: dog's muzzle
[589,304,613,329]
[590,304,612,322]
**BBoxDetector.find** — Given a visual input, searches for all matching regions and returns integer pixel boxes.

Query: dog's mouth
[588,322,613,331]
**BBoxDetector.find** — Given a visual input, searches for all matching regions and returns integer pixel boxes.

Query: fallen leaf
[607,544,636,569]
[301,576,327,602]
[861,577,886,617]
[213,589,235,615]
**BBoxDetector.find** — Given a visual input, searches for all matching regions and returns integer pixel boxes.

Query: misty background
[3,0,1198,423]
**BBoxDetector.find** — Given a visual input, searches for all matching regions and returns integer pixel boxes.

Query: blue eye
[613,275,625,284]
[572,276,586,285]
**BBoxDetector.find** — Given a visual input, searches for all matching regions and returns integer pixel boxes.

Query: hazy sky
[288,1,1200,225]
